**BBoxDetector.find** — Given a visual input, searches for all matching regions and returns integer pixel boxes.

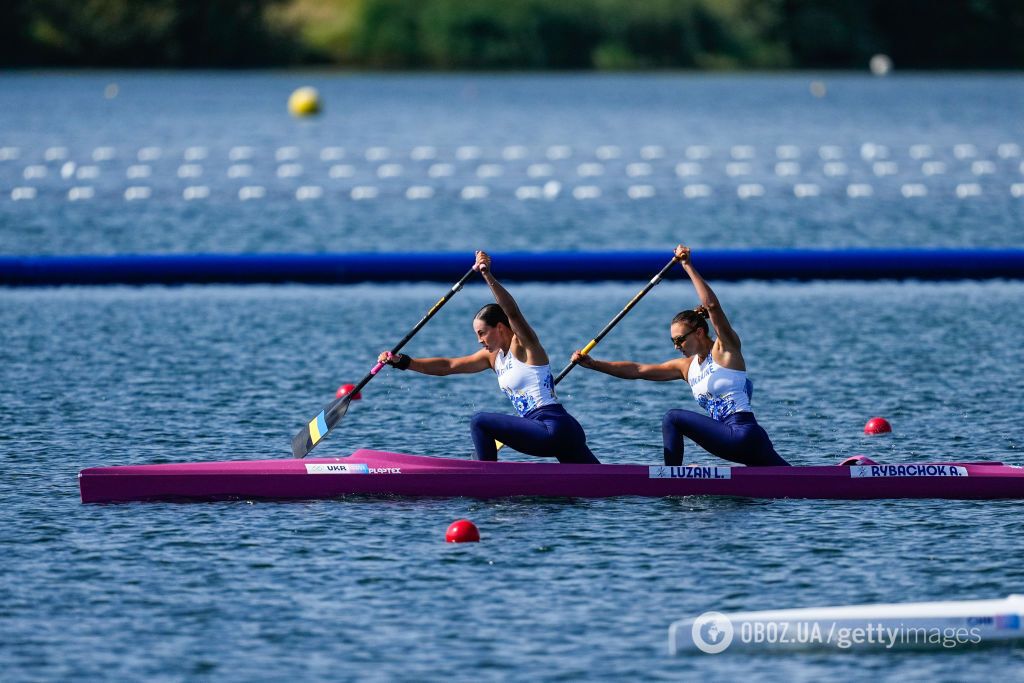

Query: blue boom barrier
[1,249,1023,286]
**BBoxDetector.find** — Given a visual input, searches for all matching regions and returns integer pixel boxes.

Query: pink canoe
[78,450,1024,503]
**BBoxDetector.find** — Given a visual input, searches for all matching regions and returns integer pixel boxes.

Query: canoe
[668,594,1024,653]
[78,450,1024,503]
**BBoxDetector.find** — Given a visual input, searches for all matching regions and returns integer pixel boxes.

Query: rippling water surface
[2,74,1024,680]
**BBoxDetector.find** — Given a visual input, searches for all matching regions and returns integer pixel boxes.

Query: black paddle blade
[291,396,351,458]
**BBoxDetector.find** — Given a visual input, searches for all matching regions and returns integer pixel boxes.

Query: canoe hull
[78,450,1024,503]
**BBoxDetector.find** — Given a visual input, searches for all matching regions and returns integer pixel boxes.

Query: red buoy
[864,417,892,435]
[445,519,480,543]
[336,384,361,400]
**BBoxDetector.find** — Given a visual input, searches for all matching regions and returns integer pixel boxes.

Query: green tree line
[3,0,1022,69]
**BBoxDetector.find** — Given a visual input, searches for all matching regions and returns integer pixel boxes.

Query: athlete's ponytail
[475,303,510,328]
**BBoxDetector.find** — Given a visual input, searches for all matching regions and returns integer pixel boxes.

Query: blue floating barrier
[0,250,1022,286]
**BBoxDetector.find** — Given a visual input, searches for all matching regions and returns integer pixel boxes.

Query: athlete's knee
[470,411,494,433]
[662,409,690,431]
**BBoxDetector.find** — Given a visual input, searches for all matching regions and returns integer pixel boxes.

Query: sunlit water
[2,73,1024,680]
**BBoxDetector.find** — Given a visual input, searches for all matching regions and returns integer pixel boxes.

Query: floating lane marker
[461,186,489,200]
[546,145,572,160]
[901,183,928,198]
[184,146,208,161]
[686,145,711,160]
[183,186,210,200]
[909,144,933,159]
[0,146,20,160]
[228,164,252,178]
[328,164,354,179]
[320,146,345,161]
[178,164,202,179]
[527,163,553,178]
[476,164,503,178]
[124,186,151,201]
[726,162,751,177]
[793,184,820,198]
[998,143,1020,158]
[972,161,996,175]
[640,145,665,160]
[954,143,977,159]
[515,186,543,200]
[818,145,843,160]
[137,146,162,161]
[675,162,701,177]
[76,165,100,180]
[860,143,888,160]
[737,183,764,199]
[847,183,873,198]
[68,187,94,201]
[542,181,561,199]
[11,187,36,200]
[922,161,946,176]
[873,161,898,176]
[502,145,527,160]
[731,145,755,160]
[823,162,847,176]
[572,185,601,200]
[428,163,453,178]
[626,162,652,177]
[627,185,655,199]
[595,145,620,160]
[276,146,300,162]
[238,186,265,200]
[776,145,800,159]
[126,165,151,179]
[683,184,712,199]
[23,165,47,180]
[92,147,116,162]
[351,186,378,200]
[410,146,436,160]
[456,145,481,161]
[376,163,402,178]
[365,147,390,161]
[577,163,603,177]
[775,162,800,176]
[956,183,982,199]
[45,147,68,161]
[295,186,323,201]
[405,186,434,200]
[277,164,303,178]
[230,146,254,161]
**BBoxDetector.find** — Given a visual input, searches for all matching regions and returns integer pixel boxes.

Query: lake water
[2,73,1023,680]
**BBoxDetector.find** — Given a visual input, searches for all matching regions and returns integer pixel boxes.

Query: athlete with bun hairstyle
[572,244,789,467]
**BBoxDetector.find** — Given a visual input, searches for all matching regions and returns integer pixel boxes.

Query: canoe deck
[78,449,1024,503]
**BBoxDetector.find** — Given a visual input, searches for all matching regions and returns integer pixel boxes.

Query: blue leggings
[662,410,789,467]
[470,405,600,464]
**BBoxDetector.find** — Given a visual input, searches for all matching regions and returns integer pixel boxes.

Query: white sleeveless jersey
[494,348,559,416]
[687,353,754,421]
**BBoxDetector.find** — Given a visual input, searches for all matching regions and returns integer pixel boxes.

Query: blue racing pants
[470,404,600,464]
[662,409,789,467]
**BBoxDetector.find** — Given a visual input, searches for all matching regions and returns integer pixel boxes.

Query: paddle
[292,266,477,458]
[496,253,681,451]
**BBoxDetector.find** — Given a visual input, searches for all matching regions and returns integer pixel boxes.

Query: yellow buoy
[288,87,321,117]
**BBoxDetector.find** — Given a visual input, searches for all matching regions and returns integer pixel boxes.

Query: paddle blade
[291,396,351,458]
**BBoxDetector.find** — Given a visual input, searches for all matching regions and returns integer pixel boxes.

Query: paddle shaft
[552,255,680,385]
[293,266,477,457]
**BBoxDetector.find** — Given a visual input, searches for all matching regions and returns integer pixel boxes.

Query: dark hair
[671,308,709,335]
[475,303,509,328]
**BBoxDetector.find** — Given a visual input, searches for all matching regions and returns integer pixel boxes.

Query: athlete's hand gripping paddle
[292,265,477,458]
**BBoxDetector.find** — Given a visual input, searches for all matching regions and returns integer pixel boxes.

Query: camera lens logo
[691,611,734,654]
